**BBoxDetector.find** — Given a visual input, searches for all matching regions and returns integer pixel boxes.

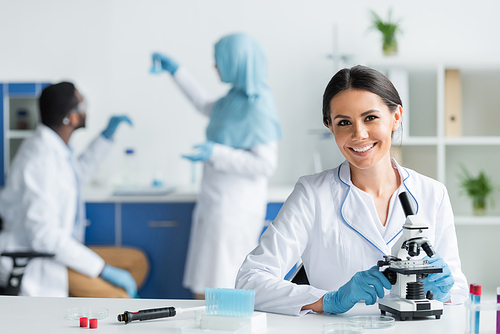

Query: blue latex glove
[323,266,392,314]
[182,141,215,162]
[101,116,133,140]
[100,264,139,298]
[151,53,179,75]
[422,254,454,302]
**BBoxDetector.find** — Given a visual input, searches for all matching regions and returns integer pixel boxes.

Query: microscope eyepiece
[399,192,416,217]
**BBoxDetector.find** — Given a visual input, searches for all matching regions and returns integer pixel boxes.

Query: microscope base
[378,299,443,321]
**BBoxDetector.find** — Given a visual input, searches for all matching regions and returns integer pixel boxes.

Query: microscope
[377,192,443,321]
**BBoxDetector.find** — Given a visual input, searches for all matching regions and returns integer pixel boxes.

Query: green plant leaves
[369,8,402,39]
[458,164,494,207]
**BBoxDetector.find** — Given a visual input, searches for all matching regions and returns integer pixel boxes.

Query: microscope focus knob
[382,268,397,285]
[426,290,434,300]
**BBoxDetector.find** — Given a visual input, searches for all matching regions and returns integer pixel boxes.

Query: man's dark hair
[39,82,78,128]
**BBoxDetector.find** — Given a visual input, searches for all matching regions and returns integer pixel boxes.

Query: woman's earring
[62,117,70,125]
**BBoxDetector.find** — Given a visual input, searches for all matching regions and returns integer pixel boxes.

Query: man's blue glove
[100,264,139,298]
[422,254,454,302]
[182,141,215,162]
[101,116,133,140]
[151,53,179,75]
[323,266,392,314]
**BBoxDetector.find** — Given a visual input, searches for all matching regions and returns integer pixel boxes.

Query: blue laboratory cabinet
[121,203,195,299]
[85,203,116,245]
[85,202,284,299]
[1,82,50,186]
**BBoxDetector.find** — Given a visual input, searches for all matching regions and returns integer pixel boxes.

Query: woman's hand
[151,53,179,75]
[321,266,392,314]
[422,254,454,302]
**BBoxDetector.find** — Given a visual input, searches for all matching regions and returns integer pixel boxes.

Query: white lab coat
[173,67,278,294]
[236,159,469,316]
[0,124,112,296]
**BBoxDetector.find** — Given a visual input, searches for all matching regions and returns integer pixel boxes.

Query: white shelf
[454,216,500,225]
[400,136,439,145]
[444,137,500,145]
[6,130,35,139]
[399,136,500,146]
[365,57,500,70]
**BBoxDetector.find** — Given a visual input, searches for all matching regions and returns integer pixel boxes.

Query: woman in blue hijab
[152,33,281,299]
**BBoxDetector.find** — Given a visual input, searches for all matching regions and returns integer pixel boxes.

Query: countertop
[0,295,472,334]
[84,184,295,203]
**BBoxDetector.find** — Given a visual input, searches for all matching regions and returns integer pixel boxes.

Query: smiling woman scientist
[236,65,468,315]
[152,33,282,299]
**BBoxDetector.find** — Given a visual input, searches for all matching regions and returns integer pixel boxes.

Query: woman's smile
[350,143,376,154]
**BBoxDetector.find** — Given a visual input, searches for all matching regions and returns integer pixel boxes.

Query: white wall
[2,0,500,187]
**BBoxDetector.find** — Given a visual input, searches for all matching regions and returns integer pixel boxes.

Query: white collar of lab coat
[336,159,418,256]
[38,124,73,160]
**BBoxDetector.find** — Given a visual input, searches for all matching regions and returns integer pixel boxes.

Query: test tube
[150,56,162,73]
[191,161,196,184]
[496,286,500,334]
[470,284,476,334]
[474,285,482,334]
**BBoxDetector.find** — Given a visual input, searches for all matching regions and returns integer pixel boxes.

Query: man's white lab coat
[0,124,112,296]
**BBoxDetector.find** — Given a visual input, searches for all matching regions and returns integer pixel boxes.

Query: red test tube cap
[80,317,88,327]
[475,285,482,295]
[89,318,98,329]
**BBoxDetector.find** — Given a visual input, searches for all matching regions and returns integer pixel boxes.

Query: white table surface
[84,185,295,203]
[0,296,468,333]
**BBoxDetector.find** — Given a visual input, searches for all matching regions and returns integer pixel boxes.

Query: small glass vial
[150,57,162,74]
[16,108,29,129]
[122,148,140,187]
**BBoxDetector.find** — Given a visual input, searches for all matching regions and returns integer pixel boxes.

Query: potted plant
[369,8,402,56]
[458,165,495,216]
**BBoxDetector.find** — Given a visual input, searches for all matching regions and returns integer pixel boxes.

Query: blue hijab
[206,33,282,149]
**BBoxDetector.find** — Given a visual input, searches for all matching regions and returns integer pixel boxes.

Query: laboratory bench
[0,295,472,334]
[83,185,293,299]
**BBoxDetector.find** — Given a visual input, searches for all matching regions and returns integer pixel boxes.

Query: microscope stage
[387,265,443,275]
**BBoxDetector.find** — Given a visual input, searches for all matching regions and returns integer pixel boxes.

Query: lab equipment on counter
[347,315,395,329]
[117,305,205,324]
[470,284,482,334]
[465,296,500,334]
[323,323,364,334]
[112,185,176,196]
[377,192,444,321]
[16,108,29,129]
[79,317,88,327]
[89,318,98,328]
[118,288,259,328]
[66,307,109,320]
[497,286,500,334]
[121,148,139,187]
